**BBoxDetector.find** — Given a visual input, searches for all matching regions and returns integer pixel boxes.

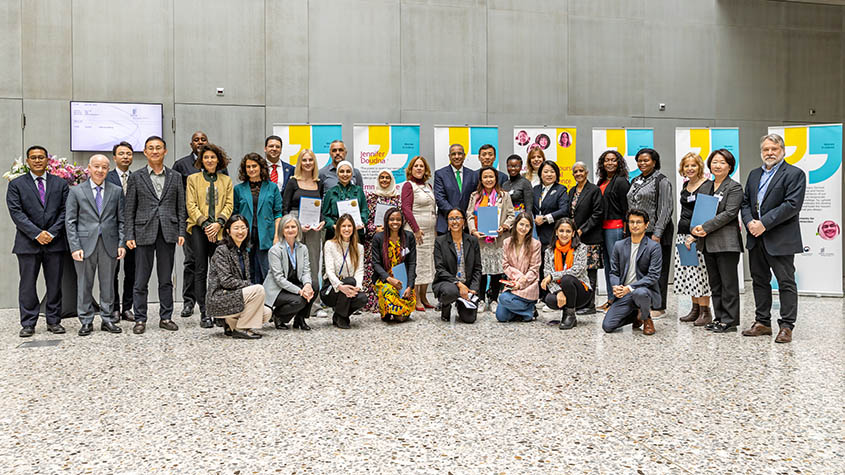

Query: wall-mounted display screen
[70,101,163,152]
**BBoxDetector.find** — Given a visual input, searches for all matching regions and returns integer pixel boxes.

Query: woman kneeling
[372,207,417,322]
[496,213,542,322]
[540,218,593,330]
[264,215,316,331]
[321,214,367,329]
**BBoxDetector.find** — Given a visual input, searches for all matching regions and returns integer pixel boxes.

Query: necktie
[36,177,46,205]
[270,164,279,183]
[95,186,103,214]
[455,169,462,192]
[121,172,128,195]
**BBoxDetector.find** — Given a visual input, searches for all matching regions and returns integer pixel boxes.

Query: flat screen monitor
[70,101,163,152]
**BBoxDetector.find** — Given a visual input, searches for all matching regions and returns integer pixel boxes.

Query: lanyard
[757,168,775,195]
[338,242,351,276]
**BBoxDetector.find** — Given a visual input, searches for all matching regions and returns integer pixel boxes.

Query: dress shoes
[223,321,233,337]
[78,323,93,336]
[180,304,194,318]
[679,303,700,322]
[199,318,214,329]
[775,327,793,343]
[111,310,121,322]
[711,322,737,333]
[693,306,712,326]
[422,302,435,309]
[576,306,596,316]
[741,322,772,337]
[336,315,351,329]
[133,322,146,334]
[120,310,135,322]
[19,326,35,338]
[159,320,179,331]
[101,321,123,333]
[631,311,642,330]
[292,315,311,331]
[213,318,224,327]
[704,321,719,331]
[273,315,289,330]
[47,323,66,334]
[231,329,261,339]
[642,318,655,335]
[559,308,577,330]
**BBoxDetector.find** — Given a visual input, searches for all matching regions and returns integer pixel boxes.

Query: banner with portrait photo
[675,127,744,292]
[512,127,577,189]
[768,124,843,296]
[353,124,421,193]
[272,123,343,169]
[591,128,654,181]
[433,125,499,172]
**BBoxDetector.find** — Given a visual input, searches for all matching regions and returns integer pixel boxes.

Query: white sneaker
[316,309,329,318]
[478,301,488,313]
[489,301,498,314]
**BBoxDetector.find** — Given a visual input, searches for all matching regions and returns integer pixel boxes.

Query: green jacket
[322,183,369,232]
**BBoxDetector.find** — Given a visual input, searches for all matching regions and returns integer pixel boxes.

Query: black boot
[200,315,213,328]
[559,308,577,330]
[440,303,451,322]
[273,313,289,330]
[294,313,311,331]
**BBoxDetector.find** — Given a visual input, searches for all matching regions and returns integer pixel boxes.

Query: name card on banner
[768,123,843,297]
[353,124,421,192]
[433,125,499,172]
[513,126,577,189]
[272,123,343,169]
[592,128,654,182]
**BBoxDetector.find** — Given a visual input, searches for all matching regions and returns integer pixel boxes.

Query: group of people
[6,131,806,343]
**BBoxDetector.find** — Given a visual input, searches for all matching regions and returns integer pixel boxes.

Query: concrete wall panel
[21,0,72,100]
[0,1,22,99]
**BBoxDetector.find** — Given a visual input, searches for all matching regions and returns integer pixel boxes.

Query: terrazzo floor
[0,286,843,474]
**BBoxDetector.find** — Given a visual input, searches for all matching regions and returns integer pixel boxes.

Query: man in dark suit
[602,208,662,335]
[433,144,479,234]
[478,144,507,184]
[107,141,135,322]
[740,133,807,344]
[65,154,125,336]
[6,145,70,337]
[126,136,187,334]
[264,135,295,192]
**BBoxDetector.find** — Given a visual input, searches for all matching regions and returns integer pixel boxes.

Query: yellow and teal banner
[512,127,577,188]
[433,125,499,172]
[353,124,421,192]
[272,123,343,168]
[768,124,842,296]
[591,128,654,181]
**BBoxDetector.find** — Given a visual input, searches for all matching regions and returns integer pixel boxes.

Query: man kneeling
[602,209,662,335]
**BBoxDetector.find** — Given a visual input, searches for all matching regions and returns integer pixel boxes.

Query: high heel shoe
[415,304,425,312]
[293,314,311,331]
[422,302,435,309]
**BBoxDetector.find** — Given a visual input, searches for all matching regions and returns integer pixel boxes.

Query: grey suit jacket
[263,240,312,307]
[609,237,662,308]
[65,180,125,258]
[698,178,744,253]
[124,166,186,246]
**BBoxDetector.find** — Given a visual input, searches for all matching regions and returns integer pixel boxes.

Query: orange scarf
[554,240,574,272]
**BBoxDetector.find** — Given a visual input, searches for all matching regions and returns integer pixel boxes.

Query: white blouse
[323,240,365,290]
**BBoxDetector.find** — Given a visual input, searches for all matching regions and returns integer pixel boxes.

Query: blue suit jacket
[433,165,478,233]
[233,180,283,251]
[609,237,662,308]
[740,162,806,256]
[6,173,69,254]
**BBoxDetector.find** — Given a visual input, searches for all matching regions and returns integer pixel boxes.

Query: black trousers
[272,290,315,324]
[577,269,598,310]
[545,275,592,311]
[703,251,740,327]
[749,244,798,329]
[182,228,196,307]
[190,230,217,317]
[478,273,502,302]
[112,247,135,314]
[133,230,176,322]
[321,277,367,320]
[16,250,64,327]
[432,281,477,323]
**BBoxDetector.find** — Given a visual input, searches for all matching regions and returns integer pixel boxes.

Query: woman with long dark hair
[321,214,367,329]
[540,218,593,330]
[596,150,629,311]
[496,213,542,322]
[371,207,417,322]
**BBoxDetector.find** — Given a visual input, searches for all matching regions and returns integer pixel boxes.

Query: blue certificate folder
[690,194,719,229]
[476,206,499,236]
[391,263,408,293]
[676,242,699,267]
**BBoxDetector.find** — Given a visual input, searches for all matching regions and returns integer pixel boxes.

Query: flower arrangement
[4,155,89,186]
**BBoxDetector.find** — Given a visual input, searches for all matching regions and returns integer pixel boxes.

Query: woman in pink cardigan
[495,213,542,322]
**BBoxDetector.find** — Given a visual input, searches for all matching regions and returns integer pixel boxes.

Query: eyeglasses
[447,217,463,222]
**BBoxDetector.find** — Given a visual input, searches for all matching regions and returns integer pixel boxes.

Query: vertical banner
[512,126,577,188]
[675,127,744,292]
[353,124,421,192]
[433,125,499,172]
[592,128,654,181]
[272,123,343,168]
[768,124,843,296]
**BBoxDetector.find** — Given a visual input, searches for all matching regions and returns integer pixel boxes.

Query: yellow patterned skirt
[375,281,416,321]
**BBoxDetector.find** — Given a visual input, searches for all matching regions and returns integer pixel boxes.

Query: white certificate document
[337,199,363,227]
[298,197,322,228]
[373,203,393,227]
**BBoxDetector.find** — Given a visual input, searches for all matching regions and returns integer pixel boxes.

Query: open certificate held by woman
[338,199,364,226]
[298,197,322,229]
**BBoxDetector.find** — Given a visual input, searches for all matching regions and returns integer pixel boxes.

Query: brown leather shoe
[642,318,655,335]
[775,327,792,343]
[741,322,773,337]
[632,311,642,330]
[159,320,179,331]
[132,322,145,334]
[679,304,700,322]
[693,306,712,326]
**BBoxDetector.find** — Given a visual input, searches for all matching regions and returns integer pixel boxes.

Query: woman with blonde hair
[524,147,546,186]
[675,152,712,324]
[401,156,436,310]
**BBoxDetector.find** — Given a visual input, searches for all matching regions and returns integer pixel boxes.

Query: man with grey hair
[65,154,125,336]
[319,140,363,190]
[740,133,806,343]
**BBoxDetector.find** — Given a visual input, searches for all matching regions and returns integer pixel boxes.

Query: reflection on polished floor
[0,286,842,473]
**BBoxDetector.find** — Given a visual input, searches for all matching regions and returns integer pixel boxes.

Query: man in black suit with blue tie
[107,141,135,322]
[433,144,479,234]
[740,133,807,343]
[6,145,70,337]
